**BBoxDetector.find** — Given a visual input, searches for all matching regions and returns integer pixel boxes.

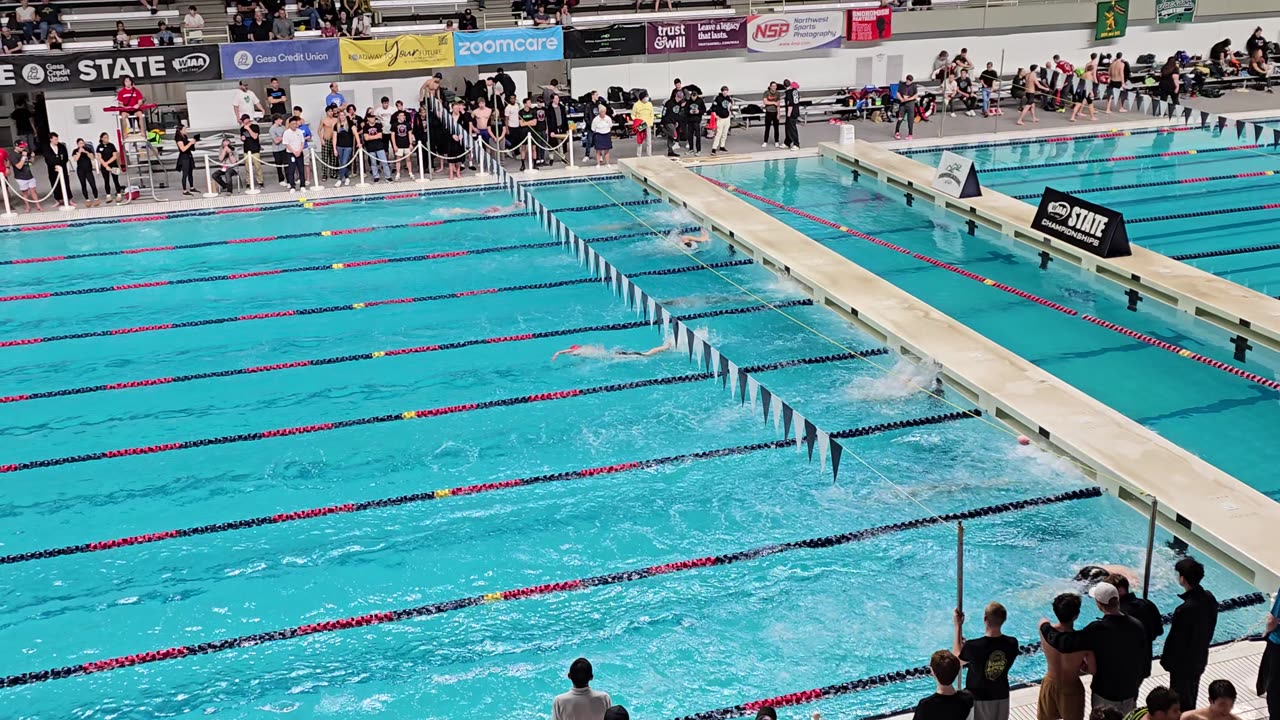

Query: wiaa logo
[752,20,790,41]
[171,52,211,74]
[1046,201,1070,220]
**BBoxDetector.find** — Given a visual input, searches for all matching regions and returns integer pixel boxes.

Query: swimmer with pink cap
[551,340,674,361]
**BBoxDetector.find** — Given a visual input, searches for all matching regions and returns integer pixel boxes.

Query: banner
[646,17,747,54]
[454,27,563,66]
[340,33,454,73]
[1155,0,1194,23]
[565,24,645,59]
[932,151,981,199]
[1094,0,1128,40]
[221,39,340,79]
[1032,188,1130,258]
[746,12,843,53]
[845,7,891,41]
[0,46,220,91]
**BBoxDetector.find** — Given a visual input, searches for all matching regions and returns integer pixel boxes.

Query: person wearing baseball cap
[1040,583,1149,714]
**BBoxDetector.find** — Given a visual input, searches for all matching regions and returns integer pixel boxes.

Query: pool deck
[619,156,1280,593]
[818,140,1280,356]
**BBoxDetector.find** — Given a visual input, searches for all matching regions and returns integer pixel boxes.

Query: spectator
[532,3,551,24]
[268,114,287,186]
[320,19,336,36]
[282,115,305,191]
[362,110,390,182]
[335,10,351,36]
[271,8,294,39]
[1246,27,1268,57]
[459,8,477,29]
[35,0,61,42]
[96,131,124,202]
[1249,49,1273,92]
[931,50,951,82]
[552,657,611,720]
[1015,66,1041,125]
[762,81,781,147]
[1208,39,1232,71]
[1069,53,1098,122]
[211,137,239,194]
[1105,53,1128,114]
[1041,582,1148,714]
[350,11,370,37]
[325,83,345,110]
[630,90,654,157]
[545,93,568,164]
[235,0,255,22]
[72,138,98,206]
[239,114,262,185]
[390,108,412,178]
[494,67,516,99]
[603,708,629,720]
[756,710,778,720]
[297,0,321,30]
[138,0,158,14]
[1123,686,1182,720]
[340,0,360,19]
[11,141,41,212]
[247,10,270,41]
[113,20,130,49]
[783,80,800,149]
[954,602,1018,720]
[1040,593,1089,720]
[233,81,264,124]
[555,5,571,26]
[332,107,356,187]
[1109,574,1162,677]
[669,78,683,103]
[1162,558,1218,710]
[44,26,59,48]
[1180,680,1236,720]
[183,5,204,31]
[375,96,394,128]
[912,650,973,720]
[636,0,672,12]
[953,47,973,73]
[710,85,732,154]
[265,78,287,118]
[317,104,338,182]
[14,0,34,43]
[42,131,71,207]
[174,125,195,196]
[10,99,35,148]
[683,86,705,156]
[894,74,919,140]
[1,26,22,54]
[155,20,175,45]
[317,0,338,26]
[229,14,249,42]
[978,62,999,117]
[661,94,681,157]
[443,18,454,30]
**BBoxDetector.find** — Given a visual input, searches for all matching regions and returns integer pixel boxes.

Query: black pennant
[803,420,818,461]
[1255,123,1265,145]
[1166,103,1176,120]
[781,402,793,439]
[737,368,748,405]
[830,440,844,482]
[685,326,696,362]
[638,291,650,321]
[1120,89,1130,106]
[1182,107,1192,123]
[759,386,773,424]
[719,354,730,389]
[1236,119,1246,139]
[1216,116,1228,133]
[1273,128,1280,148]
[1199,110,1209,127]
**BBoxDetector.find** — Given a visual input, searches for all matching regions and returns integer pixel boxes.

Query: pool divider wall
[818,139,1280,358]
[617,156,1280,592]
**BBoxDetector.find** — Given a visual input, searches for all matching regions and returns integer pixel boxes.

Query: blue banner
[220,39,342,80]
[453,28,563,66]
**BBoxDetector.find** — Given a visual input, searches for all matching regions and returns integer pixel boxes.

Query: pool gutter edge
[619,155,1280,593]
[819,139,1280,358]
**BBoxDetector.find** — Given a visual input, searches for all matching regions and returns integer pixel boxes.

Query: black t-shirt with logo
[241,123,261,153]
[712,95,732,118]
[534,107,547,132]
[363,122,385,152]
[392,119,411,147]
[956,77,972,93]
[266,88,286,115]
[912,691,974,720]
[958,635,1020,701]
[518,108,537,129]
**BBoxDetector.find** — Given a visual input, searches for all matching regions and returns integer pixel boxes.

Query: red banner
[845,7,891,41]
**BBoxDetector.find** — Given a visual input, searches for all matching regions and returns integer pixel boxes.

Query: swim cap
[569,344,582,351]
[1074,565,1109,584]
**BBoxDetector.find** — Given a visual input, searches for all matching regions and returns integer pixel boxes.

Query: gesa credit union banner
[340,33,454,73]
[747,11,843,53]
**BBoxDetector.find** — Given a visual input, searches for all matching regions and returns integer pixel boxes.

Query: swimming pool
[0,179,1264,719]
[902,123,1280,296]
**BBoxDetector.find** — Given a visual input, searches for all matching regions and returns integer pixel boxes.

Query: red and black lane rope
[0,485,1101,688]
[0,299,813,405]
[0,229,710,350]
[896,125,1196,156]
[0,409,977,566]
[673,593,1267,720]
[0,200,661,268]
[980,144,1266,174]
[707,179,1280,393]
[0,350,880,475]
[1009,170,1280,201]
[1128,199,1280,225]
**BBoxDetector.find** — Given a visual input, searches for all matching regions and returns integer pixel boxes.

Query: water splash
[844,357,941,402]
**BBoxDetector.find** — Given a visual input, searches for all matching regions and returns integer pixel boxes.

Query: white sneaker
[344,179,351,186]
[334,179,343,188]
[288,187,296,193]
[949,112,957,118]
[967,110,976,117]
[761,142,768,148]
[279,182,289,188]
[775,142,783,148]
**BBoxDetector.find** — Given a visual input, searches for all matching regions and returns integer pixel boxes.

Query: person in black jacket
[1108,574,1162,679]
[1162,557,1218,710]
[683,87,705,155]
[493,68,516,100]
[783,79,801,149]
[42,130,72,206]
[544,93,568,166]
[1040,582,1148,714]
[661,97,681,157]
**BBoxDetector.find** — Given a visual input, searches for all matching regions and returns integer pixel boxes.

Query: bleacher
[0,0,185,51]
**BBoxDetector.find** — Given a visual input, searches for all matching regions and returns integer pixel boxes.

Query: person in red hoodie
[115,76,147,136]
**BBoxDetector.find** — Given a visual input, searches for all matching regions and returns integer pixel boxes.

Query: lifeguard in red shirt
[110,76,156,138]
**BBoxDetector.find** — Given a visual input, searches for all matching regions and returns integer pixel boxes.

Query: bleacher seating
[0,0,182,50]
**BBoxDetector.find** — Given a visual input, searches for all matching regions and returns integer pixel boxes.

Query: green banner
[1095,0,1129,40]
[1155,0,1195,23]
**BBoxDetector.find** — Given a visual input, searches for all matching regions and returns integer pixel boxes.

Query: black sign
[1032,187,1130,258]
[565,24,645,59]
[0,46,221,91]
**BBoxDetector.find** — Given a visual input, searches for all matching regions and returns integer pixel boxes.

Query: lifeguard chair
[103,102,168,202]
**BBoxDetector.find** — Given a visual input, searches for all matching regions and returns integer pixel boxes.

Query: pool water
[905,124,1280,296]
[0,180,1263,719]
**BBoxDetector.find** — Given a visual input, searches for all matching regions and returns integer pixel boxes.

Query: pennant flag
[1216,116,1228,133]
[685,325,697,362]
[1273,128,1280,148]
[647,295,658,325]
[661,307,672,336]
[1237,119,1246,139]
[692,334,706,367]
[737,365,749,404]
[817,430,829,473]
[747,375,759,409]
[710,347,722,377]
[792,410,806,451]
[1120,89,1130,109]
[1150,99,1162,117]
[830,440,844,481]
[1166,103,1176,120]
[803,419,818,461]
[620,276,633,308]
[781,402,794,439]
[719,354,731,389]
[1255,123,1265,145]
[770,394,782,433]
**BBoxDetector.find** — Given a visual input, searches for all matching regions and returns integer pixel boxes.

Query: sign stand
[1032,187,1131,257]
[931,150,982,199]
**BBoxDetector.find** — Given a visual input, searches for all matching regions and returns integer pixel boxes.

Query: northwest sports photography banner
[1155,0,1195,23]
[1095,0,1128,40]
[746,12,843,53]
[339,33,455,73]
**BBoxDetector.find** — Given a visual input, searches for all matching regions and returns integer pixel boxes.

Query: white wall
[45,95,120,149]
[571,15,1274,94]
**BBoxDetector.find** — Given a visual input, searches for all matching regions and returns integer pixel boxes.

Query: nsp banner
[0,46,220,91]
[221,39,340,80]
[454,27,563,66]
[340,33,455,73]
[1032,188,1131,258]
[746,12,843,53]
[565,24,645,59]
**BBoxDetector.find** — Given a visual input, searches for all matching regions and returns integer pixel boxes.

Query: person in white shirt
[350,11,370,37]
[15,0,37,43]
[233,80,263,124]
[182,5,204,29]
[589,105,614,166]
[374,96,395,128]
[281,115,306,191]
[552,658,611,720]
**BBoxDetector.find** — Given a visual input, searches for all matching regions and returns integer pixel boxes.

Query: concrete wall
[44,95,120,149]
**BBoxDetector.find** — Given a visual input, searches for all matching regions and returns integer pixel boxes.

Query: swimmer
[1074,564,1138,587]
[675,228,711,250]
[435,201,526,217]
[661,293,749,309]
[551,340,674,361]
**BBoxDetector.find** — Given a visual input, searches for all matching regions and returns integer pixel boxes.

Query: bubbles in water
[844,357,941,402]
[650,206,697,227]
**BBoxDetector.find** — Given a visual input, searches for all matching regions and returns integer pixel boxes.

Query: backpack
[1199,86,1224,98]
[1136,53,1156,65]
[607,86,625,103]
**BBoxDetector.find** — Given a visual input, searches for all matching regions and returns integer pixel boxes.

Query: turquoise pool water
[0,181,1263,719]
[905,125,1280,296]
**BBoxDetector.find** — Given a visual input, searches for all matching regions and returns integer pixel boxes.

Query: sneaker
[894,133,901,139]
[775,142,783,148]
[334,179,343,188]
[711,149,718,155]
[279,182,289,188]
[949,112,957,118]
[761,142,768,148]
[104,195,113,204]
[906,135,913,140]
[666,152,679,157]
[288,187,296,193]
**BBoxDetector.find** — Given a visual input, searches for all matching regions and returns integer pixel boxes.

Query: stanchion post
[524,134,537,174]
[1,179,15,218]
[56,166,73,212]
[202,155,219,198]
[956,521,965,614]
[416,143,427,183]
[356,149,368,187]
[309,148,322,191]
[245,152,260,195]
[568,122,577,170]
[1143,498,1158,599]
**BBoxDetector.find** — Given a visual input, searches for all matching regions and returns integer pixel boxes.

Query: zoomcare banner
[0,46,220,91]
[746,12,843,53]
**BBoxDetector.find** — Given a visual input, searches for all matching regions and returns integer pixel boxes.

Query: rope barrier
[1169,240,1280,261]
[710,179,1280,394]
[981,144,1268,174]
[0,408,975,566]
[0,351,872,475]
[0,299,811,405]
[0,250,729,350]
[0,485,1102,688]
[1008,170,1280,200]
[673,593,1267,720]
[896,125,1198,156]
[524,174,625,188]
[1128,200,1280,225]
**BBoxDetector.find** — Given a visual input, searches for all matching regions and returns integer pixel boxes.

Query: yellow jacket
[631,99,655,127]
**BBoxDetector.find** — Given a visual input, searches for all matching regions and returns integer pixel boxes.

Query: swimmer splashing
[435,201,526,217]
[551,339,675,361]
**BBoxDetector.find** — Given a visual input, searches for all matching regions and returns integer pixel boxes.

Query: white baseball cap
[1090,582,1119,606]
